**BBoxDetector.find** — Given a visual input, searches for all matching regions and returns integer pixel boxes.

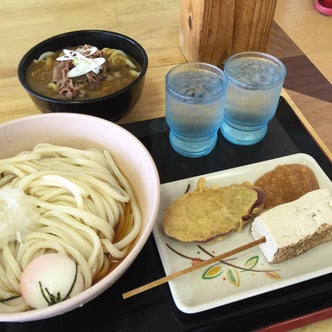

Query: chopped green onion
[56,46,106,78]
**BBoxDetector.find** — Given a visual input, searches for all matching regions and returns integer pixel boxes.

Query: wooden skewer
[122,236,266,299]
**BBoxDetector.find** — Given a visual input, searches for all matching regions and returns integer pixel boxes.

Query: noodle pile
[0,143,142,313]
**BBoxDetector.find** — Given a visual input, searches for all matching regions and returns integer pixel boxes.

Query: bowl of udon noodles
[0,112,160,321]
[18,30,148,122]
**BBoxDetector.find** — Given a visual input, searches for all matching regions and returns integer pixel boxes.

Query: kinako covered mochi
[162,178,265,242]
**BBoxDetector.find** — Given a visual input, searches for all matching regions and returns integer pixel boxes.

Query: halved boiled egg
[20,253,84,309]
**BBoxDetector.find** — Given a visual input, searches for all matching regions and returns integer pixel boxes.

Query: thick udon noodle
[0,143,142,313]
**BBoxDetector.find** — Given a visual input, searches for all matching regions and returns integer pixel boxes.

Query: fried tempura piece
[254,164,319,209]
[162,178,265,242]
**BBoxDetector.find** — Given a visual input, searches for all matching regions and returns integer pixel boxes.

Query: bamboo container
[179,0,277,67]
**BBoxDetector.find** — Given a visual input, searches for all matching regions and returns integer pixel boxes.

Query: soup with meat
[26,45,141,100]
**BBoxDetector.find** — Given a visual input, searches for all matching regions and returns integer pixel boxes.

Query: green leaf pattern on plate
[226,268,240,287]
[166,243,282,287]
[202,263,223,279]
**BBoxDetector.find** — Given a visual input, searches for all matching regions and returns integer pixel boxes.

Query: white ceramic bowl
[0,113,160,322]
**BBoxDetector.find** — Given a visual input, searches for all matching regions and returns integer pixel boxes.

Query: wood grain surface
[0,0,331,160]
[0,0,331,329]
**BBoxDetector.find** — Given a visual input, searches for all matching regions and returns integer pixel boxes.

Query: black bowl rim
[17,29,148,105]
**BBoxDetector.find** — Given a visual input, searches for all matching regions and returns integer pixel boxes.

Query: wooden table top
[0,0,331,330]
[1,0,331,162]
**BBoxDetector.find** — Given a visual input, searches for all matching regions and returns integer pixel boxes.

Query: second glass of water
[165,62,228,158]
[220,52,286,145]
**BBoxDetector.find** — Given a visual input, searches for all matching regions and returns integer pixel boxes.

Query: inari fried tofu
[162,178,265,242]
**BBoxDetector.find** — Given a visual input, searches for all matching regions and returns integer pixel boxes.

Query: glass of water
[220,52,286,145]
[165,62,228,158]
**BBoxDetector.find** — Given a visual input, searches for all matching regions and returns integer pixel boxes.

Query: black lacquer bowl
[18,30,148,122]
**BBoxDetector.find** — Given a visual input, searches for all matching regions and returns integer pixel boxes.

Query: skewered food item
[250,188,332,263]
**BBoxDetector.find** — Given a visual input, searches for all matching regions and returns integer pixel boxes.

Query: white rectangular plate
[153,153,332,314]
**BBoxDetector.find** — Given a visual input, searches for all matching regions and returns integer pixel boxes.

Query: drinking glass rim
[165,62,228,101]
[224,52,287,90]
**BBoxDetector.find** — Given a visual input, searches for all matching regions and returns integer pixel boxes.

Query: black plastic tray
[1,97,331,332]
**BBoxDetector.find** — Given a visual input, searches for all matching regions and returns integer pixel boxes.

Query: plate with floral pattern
[153,153,332,313]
